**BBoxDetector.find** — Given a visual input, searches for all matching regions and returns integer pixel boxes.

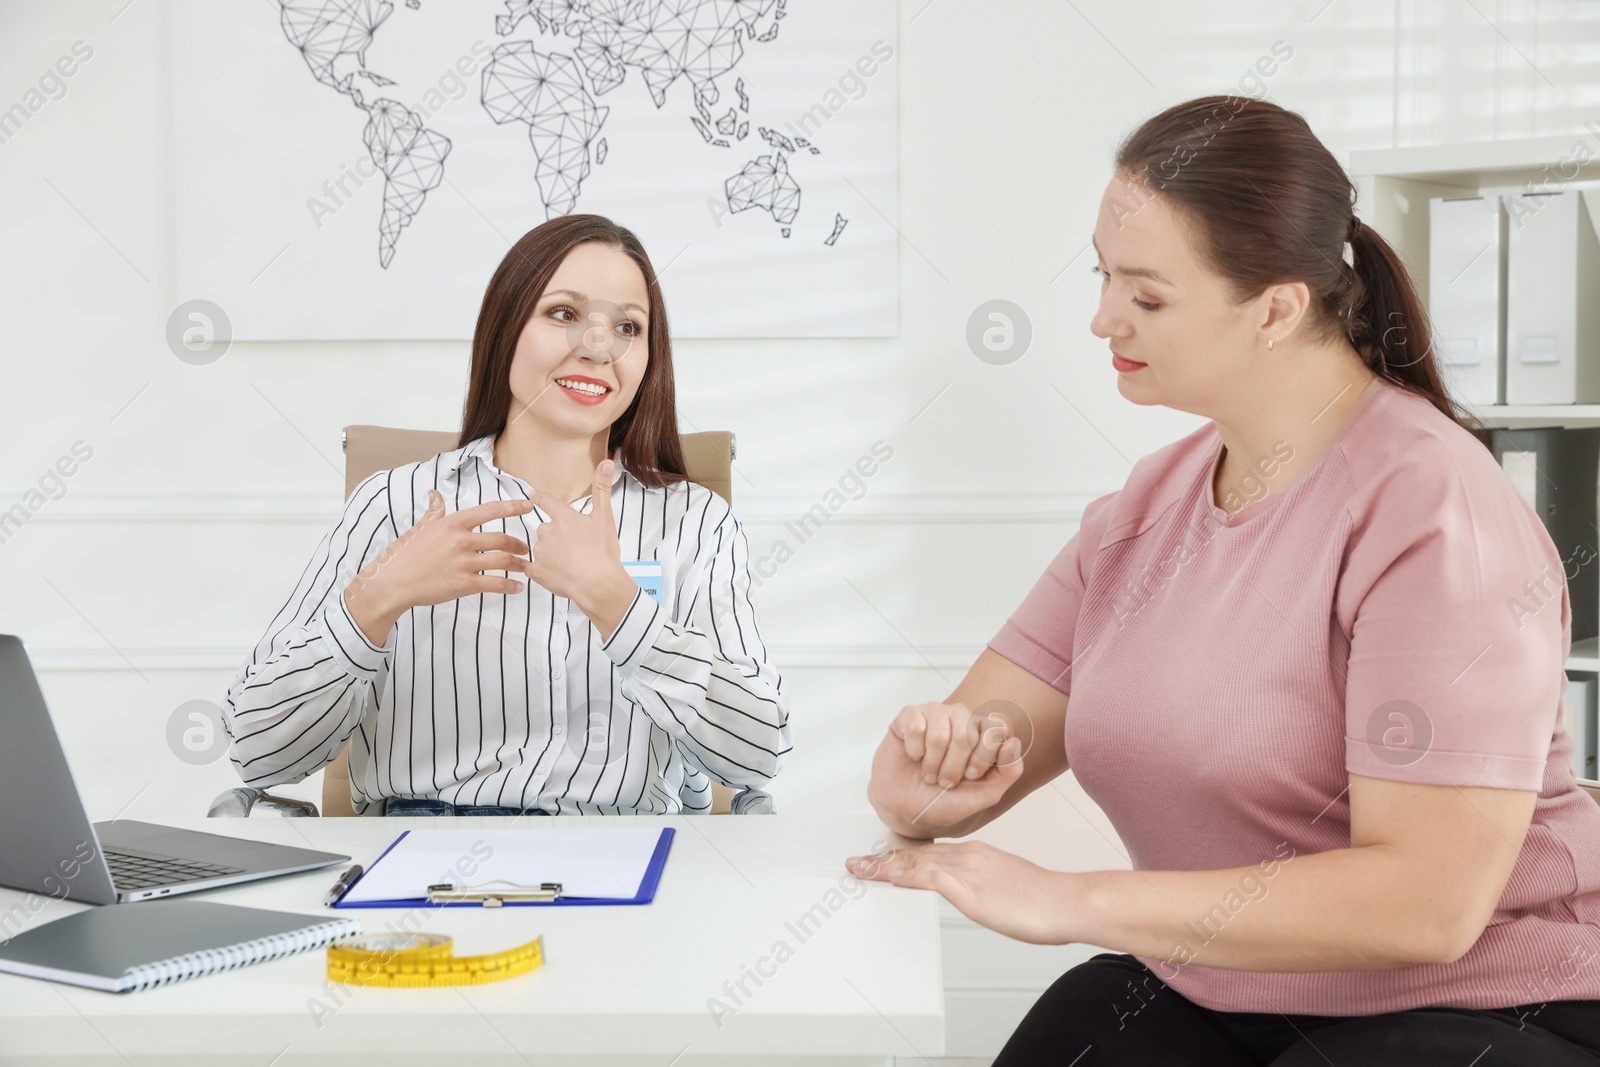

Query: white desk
[0,814,943,1066]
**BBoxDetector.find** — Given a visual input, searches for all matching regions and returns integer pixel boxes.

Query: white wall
[4,1,1598,1060]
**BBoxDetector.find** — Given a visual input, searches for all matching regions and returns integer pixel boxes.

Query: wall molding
[2,489,334,526]
[0,486,1098,527]
[24,635,988,672]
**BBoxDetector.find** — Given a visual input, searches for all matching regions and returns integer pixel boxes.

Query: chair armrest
[730,787,775,815]
[207,787,319,818]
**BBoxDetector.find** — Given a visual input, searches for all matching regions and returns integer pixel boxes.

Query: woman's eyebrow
[1090,238,1174,287]
[542,288,647,315]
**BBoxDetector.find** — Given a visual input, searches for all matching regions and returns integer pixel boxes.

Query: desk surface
[0,814,942,1065]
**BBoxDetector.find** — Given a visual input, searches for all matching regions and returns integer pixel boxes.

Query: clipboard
[332,827,675,909]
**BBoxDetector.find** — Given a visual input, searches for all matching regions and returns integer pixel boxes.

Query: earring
[1267,338,1275,351]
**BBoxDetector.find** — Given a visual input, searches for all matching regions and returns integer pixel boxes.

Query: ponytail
[1346,219,1481,432]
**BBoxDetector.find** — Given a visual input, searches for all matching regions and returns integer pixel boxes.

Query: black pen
[323,864,363,907]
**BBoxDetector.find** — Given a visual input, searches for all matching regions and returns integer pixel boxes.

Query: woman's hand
[344,493,535,645]
[867,702,1025,839]
[524,459,640,641]
[846,839,1076,945]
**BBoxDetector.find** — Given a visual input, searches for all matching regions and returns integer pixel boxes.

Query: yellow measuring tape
[327,932,544,988]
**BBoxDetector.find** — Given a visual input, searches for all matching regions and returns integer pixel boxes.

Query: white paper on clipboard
[341,827,665,903]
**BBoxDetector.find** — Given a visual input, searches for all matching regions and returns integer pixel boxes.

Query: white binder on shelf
[1504,189,1600,405]
[1429,195,1507,406]
[1565,675,1597,782]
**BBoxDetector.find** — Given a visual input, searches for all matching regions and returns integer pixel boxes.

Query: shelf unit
[1458,406,1600,428]
[1350,136,1600,673]
[1349,134,1600,301]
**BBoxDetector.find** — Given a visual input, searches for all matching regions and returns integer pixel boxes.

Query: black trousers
[993,954,1600,1066]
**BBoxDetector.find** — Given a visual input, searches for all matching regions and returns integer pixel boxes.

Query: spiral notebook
[0,899,359,993]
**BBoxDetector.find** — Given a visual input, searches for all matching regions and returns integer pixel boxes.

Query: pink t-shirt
[989,375,1600,1014]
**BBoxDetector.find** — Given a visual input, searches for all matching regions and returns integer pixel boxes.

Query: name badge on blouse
[623,560,663,605]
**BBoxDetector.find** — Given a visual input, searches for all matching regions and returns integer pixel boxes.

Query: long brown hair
[459,214,689,488]
[1114,96,1483,436]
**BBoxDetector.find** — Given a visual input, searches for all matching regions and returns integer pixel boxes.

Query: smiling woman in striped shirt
[221,214,791,816]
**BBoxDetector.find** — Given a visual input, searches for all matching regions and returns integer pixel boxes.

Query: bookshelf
[1460,406,1600,428]
[1349,134,1600,301]
[1350,136,1600,673]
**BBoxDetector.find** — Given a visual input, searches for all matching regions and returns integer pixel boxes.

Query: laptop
[0,634,349,905]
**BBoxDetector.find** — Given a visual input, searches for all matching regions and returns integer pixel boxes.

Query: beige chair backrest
[323,425,737,816]
[1581,780,1600,807]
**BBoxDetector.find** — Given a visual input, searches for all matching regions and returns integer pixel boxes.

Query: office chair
[209,425,774,818]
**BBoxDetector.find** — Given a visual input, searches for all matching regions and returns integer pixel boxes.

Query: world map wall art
[172,0,898,339]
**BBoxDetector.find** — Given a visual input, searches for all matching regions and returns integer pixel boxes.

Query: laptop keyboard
[104,848,244,890]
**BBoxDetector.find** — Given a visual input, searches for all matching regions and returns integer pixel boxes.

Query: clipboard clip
[426,881,563,907]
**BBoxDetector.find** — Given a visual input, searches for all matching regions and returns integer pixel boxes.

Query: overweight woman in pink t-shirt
[848,96,1600,1066]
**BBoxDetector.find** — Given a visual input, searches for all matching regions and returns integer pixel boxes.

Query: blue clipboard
[332,827,675,908]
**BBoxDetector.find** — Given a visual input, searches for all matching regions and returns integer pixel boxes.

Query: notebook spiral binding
[122,917,360,992]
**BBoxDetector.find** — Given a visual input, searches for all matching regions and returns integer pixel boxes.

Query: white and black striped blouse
[220,434,791,815]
